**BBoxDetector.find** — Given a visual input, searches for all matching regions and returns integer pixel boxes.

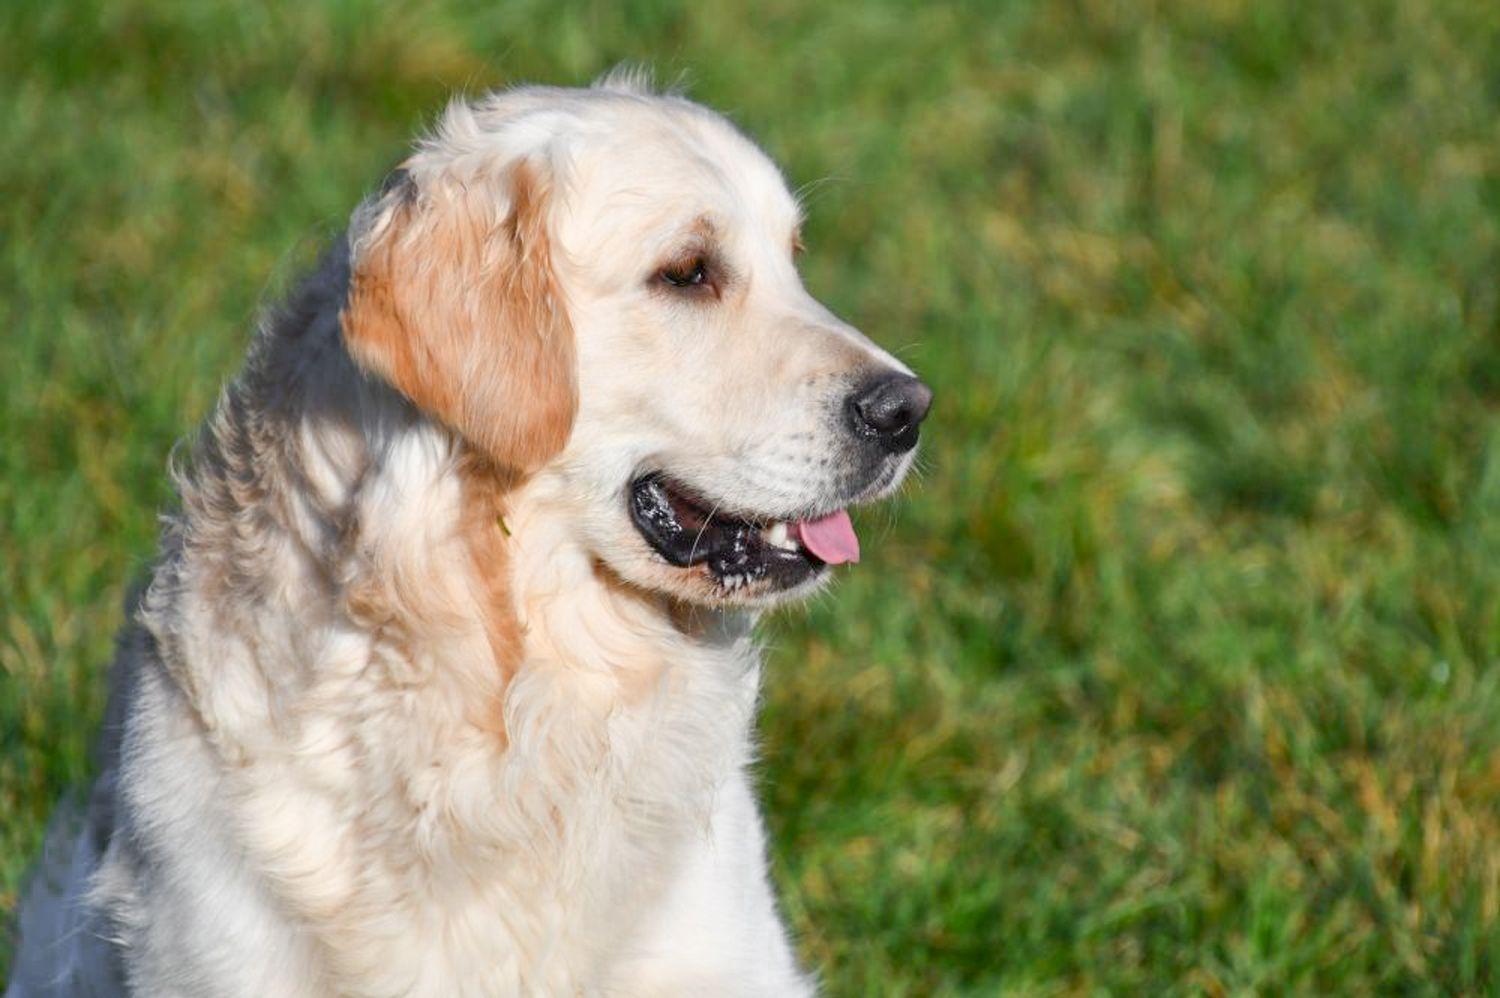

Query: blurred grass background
[2,0,1498,992]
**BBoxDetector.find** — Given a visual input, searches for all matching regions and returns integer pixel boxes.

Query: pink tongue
[794,509,860,565]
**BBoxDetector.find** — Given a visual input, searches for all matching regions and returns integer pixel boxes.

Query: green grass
[3,0,1498,992]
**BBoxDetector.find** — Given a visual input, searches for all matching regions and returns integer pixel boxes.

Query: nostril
[848,373,934,453]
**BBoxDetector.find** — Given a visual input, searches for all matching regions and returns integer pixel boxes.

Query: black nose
[847,372,933,453]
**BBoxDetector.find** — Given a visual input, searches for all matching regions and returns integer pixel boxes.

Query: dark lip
[628,473,825,591]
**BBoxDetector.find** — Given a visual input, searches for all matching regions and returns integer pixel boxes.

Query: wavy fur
[7,80,922,996]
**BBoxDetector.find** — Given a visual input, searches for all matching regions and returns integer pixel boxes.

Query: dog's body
[7,77,928,997]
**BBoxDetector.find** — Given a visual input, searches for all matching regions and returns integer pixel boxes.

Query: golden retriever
[6,72,930,997]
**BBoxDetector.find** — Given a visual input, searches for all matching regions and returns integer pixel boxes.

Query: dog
[5,72,931,996]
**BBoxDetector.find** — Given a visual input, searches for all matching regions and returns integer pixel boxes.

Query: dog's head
[343,78,930,607]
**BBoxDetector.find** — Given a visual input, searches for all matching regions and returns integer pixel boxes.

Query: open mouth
[628,473,860,594]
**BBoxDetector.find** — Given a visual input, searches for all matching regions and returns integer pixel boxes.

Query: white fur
[6,78,922,996]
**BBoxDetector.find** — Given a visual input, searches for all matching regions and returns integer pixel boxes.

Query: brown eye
[659,258,709,289]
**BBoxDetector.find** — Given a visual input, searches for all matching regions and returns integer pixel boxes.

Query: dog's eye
[659,259,709,290]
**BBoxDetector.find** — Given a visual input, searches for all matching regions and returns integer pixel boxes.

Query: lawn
[3,0,1498,993]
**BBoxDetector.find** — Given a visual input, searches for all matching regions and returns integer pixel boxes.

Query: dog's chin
[624,473,837,608]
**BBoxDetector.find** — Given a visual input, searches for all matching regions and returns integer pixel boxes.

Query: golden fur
[344,161,576,473]
[6,75,926,997]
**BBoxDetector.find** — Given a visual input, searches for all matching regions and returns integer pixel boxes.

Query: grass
[3,0,1498,992]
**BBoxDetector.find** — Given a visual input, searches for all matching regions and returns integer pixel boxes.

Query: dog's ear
[341,161,577,473]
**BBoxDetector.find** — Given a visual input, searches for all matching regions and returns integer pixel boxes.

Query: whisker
[687,498,726,565]
[792,174,847,210]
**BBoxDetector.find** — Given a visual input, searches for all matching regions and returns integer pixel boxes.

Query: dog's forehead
[568,98,801,236]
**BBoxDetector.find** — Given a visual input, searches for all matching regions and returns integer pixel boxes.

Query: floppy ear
[341,162,577,472]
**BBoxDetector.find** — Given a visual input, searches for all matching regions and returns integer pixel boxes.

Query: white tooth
[766,521,794,550]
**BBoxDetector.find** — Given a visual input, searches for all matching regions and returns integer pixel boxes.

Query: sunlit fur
[6,74,917,996]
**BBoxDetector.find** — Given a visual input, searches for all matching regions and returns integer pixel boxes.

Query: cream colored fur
[6,75,918,997]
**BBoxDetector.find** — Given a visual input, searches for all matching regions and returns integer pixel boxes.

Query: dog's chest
[218,627,762,995]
